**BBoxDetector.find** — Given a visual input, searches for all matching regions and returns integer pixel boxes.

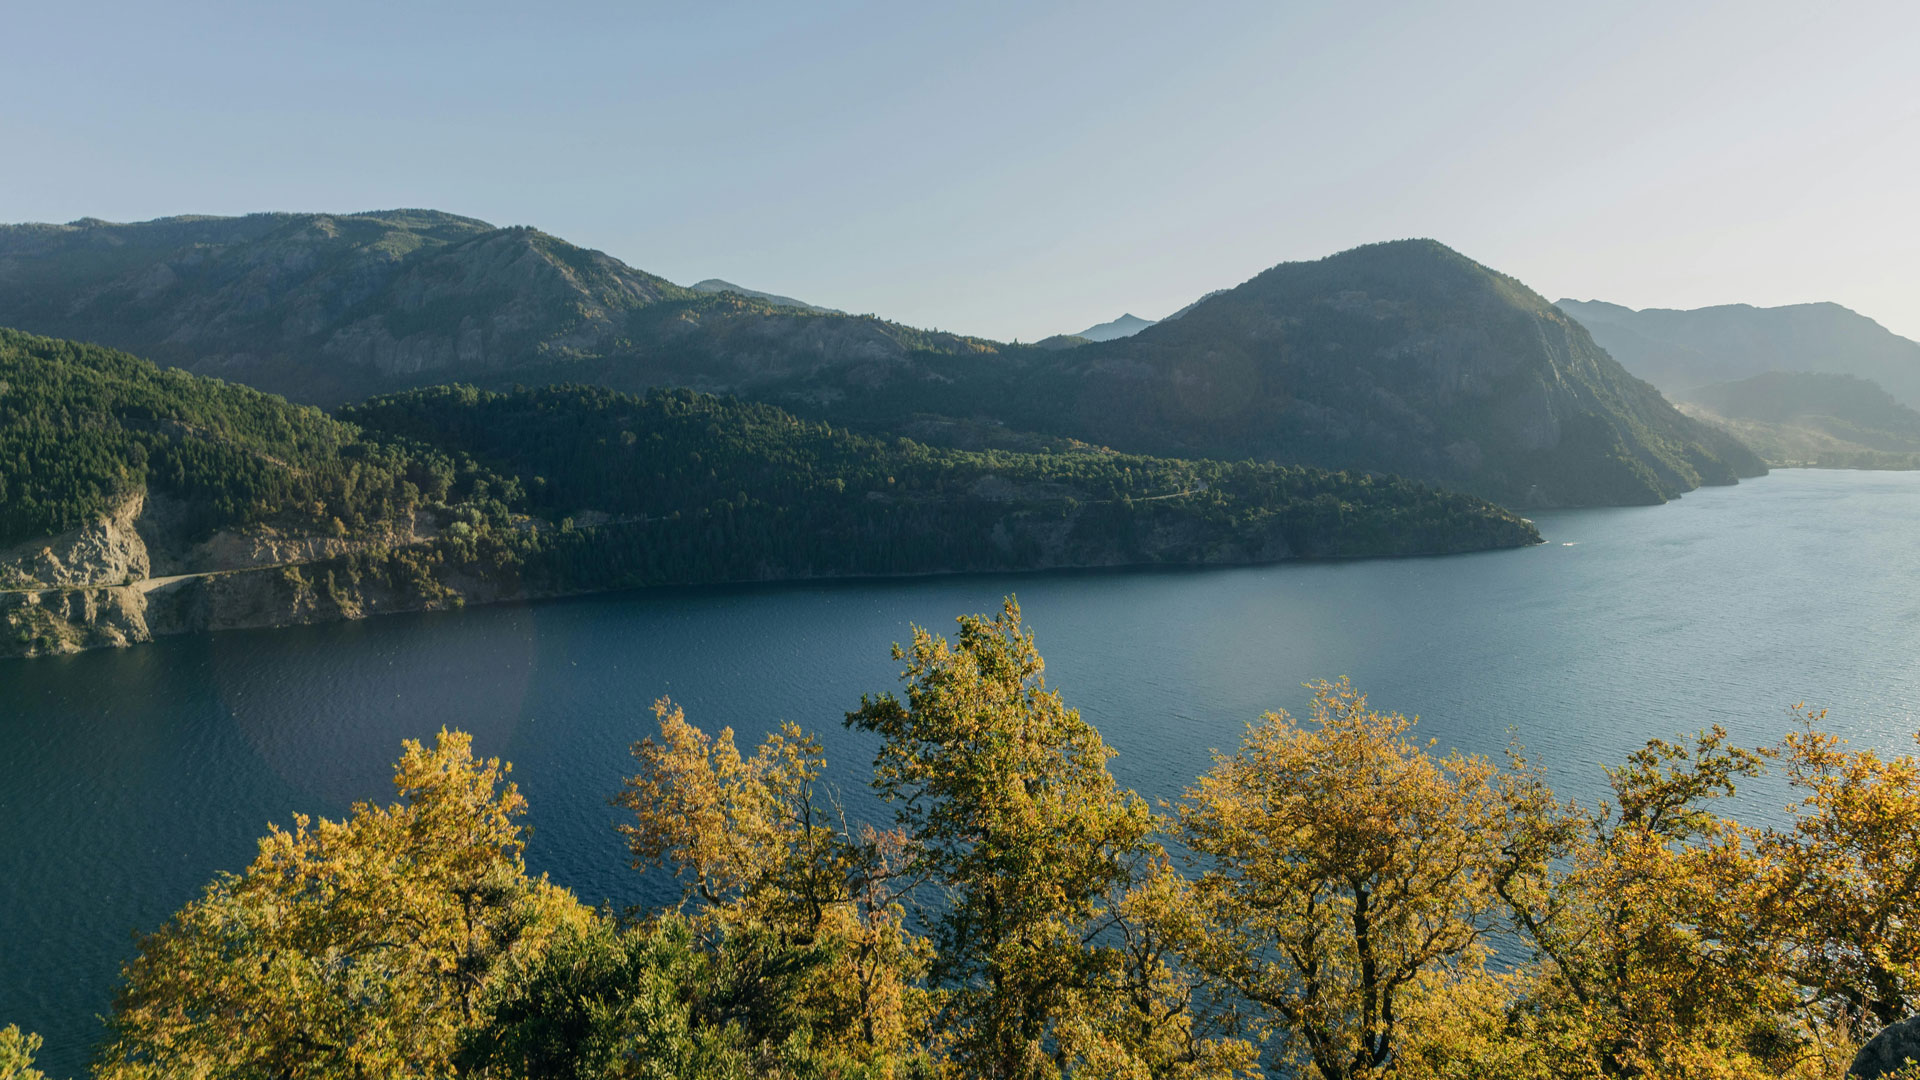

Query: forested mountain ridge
[1559,298,1920,409]
[347,382,1542,574]
[770,240,1767,508]
[0,327,454,553]
[0,330,1540,658]
[0,214,1762,508]
[0,211,998,405]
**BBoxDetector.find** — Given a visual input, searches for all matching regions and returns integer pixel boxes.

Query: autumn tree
[845,599,1249,1080]
[1174,679,1519,1080]
[95,729,589,1080]
[1756,710,1920,1029]
[614,699,930,1070]
[0,1026,45,1080]
[1056,861,1262,1080]
[1494,728,1797,1079]
[462,912,909,1080]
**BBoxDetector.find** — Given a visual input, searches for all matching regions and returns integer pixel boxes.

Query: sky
[3,0,1916,342]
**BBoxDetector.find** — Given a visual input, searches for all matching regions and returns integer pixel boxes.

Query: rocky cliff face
[0,491,150,589]
[0,489,452,659]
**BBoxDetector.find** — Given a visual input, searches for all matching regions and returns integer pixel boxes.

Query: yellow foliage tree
[1493,728,1803,1079]
[848,599,1253,1080]
[0,1026,46,1080]
[95,730,588,1080]
[616,699,930,1067]
[1758,709,1920,1028]
[1175,679,1518,1080]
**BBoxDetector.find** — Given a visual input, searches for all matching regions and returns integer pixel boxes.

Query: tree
[615,699,930,1070]
[846,598,1220,1080]
[1495,727,1794,1079]
[1174,679,1518,1080]
[96,730,589,1080]
[0,1026,46,1080]
[1757,710,1920,1029]
[462,913,904,1080]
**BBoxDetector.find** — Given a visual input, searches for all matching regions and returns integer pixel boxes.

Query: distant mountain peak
[1073,313,1156,341]
[687,278,840,314]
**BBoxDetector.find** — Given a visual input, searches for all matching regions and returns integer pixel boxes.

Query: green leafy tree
[462,914,901,1080]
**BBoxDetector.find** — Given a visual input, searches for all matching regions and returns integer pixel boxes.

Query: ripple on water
[4,470,1920,1074]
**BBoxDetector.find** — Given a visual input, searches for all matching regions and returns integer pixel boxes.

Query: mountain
[0,213,1762,508]
[0,211,992,405]
[0,329,1539,658]
[688,278,841,314]
[779,240,1765,508]
[1165,288,1228,320]
[1074,313,1156,341]
[1673,371,1920,469]
[1066,290,1230,342]
[1557,299,1920,409]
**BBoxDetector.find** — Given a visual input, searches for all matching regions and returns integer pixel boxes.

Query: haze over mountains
[0,211,1761,509]
[1073,313,1156,341]
[1067,290,1229,341]
[1673,371,1920,470]
[1558,298,1920,409]
[787,240,1765,507]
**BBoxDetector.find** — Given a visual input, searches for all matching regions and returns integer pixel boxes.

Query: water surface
[4,469,1918,1075]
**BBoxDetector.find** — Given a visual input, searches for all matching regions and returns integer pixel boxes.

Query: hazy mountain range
[1558,298,1920,409]
[783,240,1764,507]
[0,212,1759,507]
[1674,371,1920,469]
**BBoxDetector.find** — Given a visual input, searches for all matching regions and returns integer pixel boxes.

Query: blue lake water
[4,468,1919,1075]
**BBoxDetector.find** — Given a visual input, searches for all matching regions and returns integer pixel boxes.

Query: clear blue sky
[4,0,1915,341]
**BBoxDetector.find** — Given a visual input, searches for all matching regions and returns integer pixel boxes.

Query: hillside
[1674,371,1920,469]
[341,383,1543,576]
[0,330,1540,658]
[0,211,995,405]
[781,241,1766,508]
[1559,298,1920,408]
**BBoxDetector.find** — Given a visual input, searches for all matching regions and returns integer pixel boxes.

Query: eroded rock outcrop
[0,491,149,589]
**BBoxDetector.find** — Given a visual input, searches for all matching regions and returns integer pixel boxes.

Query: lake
[5,468,1919,1075]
